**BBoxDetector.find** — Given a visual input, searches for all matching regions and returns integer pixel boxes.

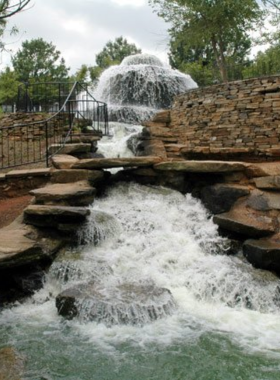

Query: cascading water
[93,53,197,124]
[1,183,280,379]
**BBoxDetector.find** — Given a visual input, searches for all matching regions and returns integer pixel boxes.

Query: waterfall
[93,53,197,124]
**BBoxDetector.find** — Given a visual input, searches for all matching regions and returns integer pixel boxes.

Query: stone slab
[51,169,104,184]
[48,143,91,156]
[0,222,63,268]
[72,156,162,169]
[246,162,280,178]
[6,168,51,178]
[51,154,79,169]
[154,160,248,173]
[254,176,280,190]
[30,181,95,205]
[247,189,280,211]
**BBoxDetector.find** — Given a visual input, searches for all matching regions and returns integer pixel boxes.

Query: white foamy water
[2,183,280,361]
[97,122,142,158]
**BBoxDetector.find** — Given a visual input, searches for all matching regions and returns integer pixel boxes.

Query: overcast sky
[1,0,170,73]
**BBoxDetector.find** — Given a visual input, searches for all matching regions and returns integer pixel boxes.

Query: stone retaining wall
[142,75,280,162]
[0,168,51,200]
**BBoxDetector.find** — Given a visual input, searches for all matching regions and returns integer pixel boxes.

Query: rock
[51,169,105,184]
[213,200,276,238]
[254,176,280,190]
[246,162,280,178]
[151,110,171,123]
[48,143,92,157]
[0,347,24,380]
[51,154,79,169]
[243,237,280,273]
[154,160,248,173]
[201,184,250,214]
[6,168,51,178]
[72,156,162,169]
[56,282,177,325]
[0,221,63,269]
[30,181,96,206]
[24,205,90,229]
[247,189,280,211]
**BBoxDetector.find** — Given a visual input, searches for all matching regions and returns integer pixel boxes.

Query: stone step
[24,205,90,230]
[154,160,248,173]
[50,169,105,184]
[0,222,63,269]
[51,154,79,169]
[30,181,95,206]
[213,200,276,238]
[72,156,162,169]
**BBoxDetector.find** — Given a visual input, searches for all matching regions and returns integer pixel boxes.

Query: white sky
[1,0,170,73]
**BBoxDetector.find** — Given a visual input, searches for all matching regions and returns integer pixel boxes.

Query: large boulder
[201,184,250,214]
[56,282,177,325]
[243,237,280,273]
[72,156,162,169]
[213,200,276,238]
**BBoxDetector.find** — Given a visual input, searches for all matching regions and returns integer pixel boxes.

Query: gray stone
[247,189,280,211]
[51,169,104,184]
[72,156,162,169]
[213,202,276,238]
[201,184,250,214]
[0,222,63,269]
[56,282,177,325]
[154,160,248,173]
[6,168,51,178]
[24,205,90,228]
[246,162,280,178]
[51,154,79,169]
[243,238,280,272]
[254,176,280,190]
[30,181,96,206]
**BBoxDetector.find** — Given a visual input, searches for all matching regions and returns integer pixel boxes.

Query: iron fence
[0,81,109,170]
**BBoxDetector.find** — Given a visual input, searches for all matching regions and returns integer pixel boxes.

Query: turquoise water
[1,183,280,379]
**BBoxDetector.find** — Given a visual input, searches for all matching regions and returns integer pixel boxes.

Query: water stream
[1,125,280,379]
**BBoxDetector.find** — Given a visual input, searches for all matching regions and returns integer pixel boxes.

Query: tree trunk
[211,35,228,82]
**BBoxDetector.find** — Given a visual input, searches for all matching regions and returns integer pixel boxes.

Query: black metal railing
[0,81,109,170]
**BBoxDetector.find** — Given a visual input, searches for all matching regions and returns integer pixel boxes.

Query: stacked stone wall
[142,75,280,161]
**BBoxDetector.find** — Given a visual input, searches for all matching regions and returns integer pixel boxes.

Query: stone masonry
[141,75,280,162]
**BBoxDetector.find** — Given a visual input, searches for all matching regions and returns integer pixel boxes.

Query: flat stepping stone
[24,205,90,229]
[153,160,248,173]
[51,154,79,169]
[51,169,104,184]
[213,202,276,238]
[243,237,280,272]
[30,181,95,206]
[0,222,62,269]
[72,156,162,169]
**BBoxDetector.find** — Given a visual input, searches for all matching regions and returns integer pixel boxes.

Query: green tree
[0,66,19,107]
[243,42,280,78]
[95,36,141,69]
[148,0,264,82]
[12,38,70,83]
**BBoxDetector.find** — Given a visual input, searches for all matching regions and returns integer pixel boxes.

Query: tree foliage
[12,38,70,82]
[0,0,31,20]
[0,66,19,105]
[95,36,141,69]
[149,0,264,82]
